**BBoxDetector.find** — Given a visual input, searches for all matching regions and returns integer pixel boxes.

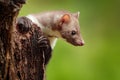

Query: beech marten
[26,11,85,49]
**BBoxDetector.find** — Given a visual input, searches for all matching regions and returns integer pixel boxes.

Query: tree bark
[0,0,51,80]
[0,0,25,79]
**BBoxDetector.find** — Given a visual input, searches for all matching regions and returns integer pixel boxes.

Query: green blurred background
[19,0,120,80]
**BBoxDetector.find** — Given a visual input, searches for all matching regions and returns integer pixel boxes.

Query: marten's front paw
[16,17,32,34]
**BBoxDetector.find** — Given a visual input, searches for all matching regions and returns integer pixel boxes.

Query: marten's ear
[60,14,70,24]
[57,14,70,30]
[73,12,80,19]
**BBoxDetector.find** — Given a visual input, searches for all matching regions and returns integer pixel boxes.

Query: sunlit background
[19,0,120,80]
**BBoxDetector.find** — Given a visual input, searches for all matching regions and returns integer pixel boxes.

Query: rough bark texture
[0,0,51,80]
[0,0,25,79]
[14,17,52,80]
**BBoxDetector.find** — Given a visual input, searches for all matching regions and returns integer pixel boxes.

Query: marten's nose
[79,41,84,46]
[78,40,85,46]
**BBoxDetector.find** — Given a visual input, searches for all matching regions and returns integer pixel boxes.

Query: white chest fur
[26,15,58,49]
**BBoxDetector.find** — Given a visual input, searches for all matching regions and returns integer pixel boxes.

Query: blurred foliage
[19,0,120,80]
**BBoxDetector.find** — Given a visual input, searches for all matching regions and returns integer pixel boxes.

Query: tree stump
[0,0,51,80]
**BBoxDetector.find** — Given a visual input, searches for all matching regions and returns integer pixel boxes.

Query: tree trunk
[0,0,51,80]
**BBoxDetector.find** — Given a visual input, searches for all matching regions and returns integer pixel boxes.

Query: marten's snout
[79,41,84,46]
[61,31,85,46]
[65,37,85,46]
[76,39,85,46]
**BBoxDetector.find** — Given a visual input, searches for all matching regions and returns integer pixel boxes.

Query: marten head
[57,12,84,46]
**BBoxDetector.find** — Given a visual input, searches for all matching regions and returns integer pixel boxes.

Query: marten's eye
[71,30,76,36]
